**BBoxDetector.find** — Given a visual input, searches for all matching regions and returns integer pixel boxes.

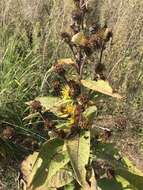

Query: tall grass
[0,0,71,158]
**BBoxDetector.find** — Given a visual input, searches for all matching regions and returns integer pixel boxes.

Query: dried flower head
[54,64,66,76]
[61,32,71,44]
[72,10,83,24]
[2,127,15,139]
[69,80,81,97]
[30,100,42,112]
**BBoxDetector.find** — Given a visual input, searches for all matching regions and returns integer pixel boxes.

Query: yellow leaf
[71,32,88,46]
[57,58,75,65]
[21,152,38,183]
[81,79,122,99]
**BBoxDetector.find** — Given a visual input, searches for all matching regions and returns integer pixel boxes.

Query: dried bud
[69,80,81,97]
[73,0,80,8]
[44,119,54,129]
[57,130,67,139]
[31,100,42,112]
[77,94,89,105]
[103,28,113,42]
[88,35,103,49]
[95,63,105,73]
[71,10,83,24]
[52,80,61,96]
[84,46,92,56]
[89,24,100,34]
[2,127,15,139]
[87,27,112,49]
[70,23,79,34]
[107,168,115,179]
[54,64,66,76]
[104,130,112,140]
[42,111,58,121]
[61,32,71,43]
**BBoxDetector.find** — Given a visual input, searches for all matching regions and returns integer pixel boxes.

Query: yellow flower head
[61,85,71,100]
[65,103,75,115]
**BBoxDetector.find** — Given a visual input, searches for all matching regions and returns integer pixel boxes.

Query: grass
[0,0,67,159]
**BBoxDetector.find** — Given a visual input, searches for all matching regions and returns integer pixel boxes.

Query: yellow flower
[61,85,71,100]
[66,103,75,114]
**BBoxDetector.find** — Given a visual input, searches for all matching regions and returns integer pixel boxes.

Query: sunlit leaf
[46,151,70,181]
[47,168,73,188]
[81,79,122,99]
[122,157,143,176]
[66,130,90,188]
[21,152,39,183]
[90,169,98,190]
[57,58,75,65]
[71,32,88,46]
[27,138,68,190]
[35,96,60,110]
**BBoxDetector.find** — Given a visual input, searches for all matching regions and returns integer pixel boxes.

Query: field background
[0,0,143,189]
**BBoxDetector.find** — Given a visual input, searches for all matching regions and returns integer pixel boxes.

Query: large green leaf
[46,151,70,181]
[81,79,122,99]
[27,138,70,190]
[35,96,61,110]
[36,97,72,117]
[66,130,90,188]
[116,157,143,190]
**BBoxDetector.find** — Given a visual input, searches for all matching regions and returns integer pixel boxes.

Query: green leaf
[93,142,126,169]
[94,143,143,190]
[30,97,72,118]
[66,130,90,188]
[35,96,61,110]
[46,151,70,181]
[116,157,143,190]
[123,157,143,176]
[64,182,75,190]
[83,105,97,122]
[27,138,70,190]
[81,79,122,99]
[97,178,124,190]
[47,168,73,188]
